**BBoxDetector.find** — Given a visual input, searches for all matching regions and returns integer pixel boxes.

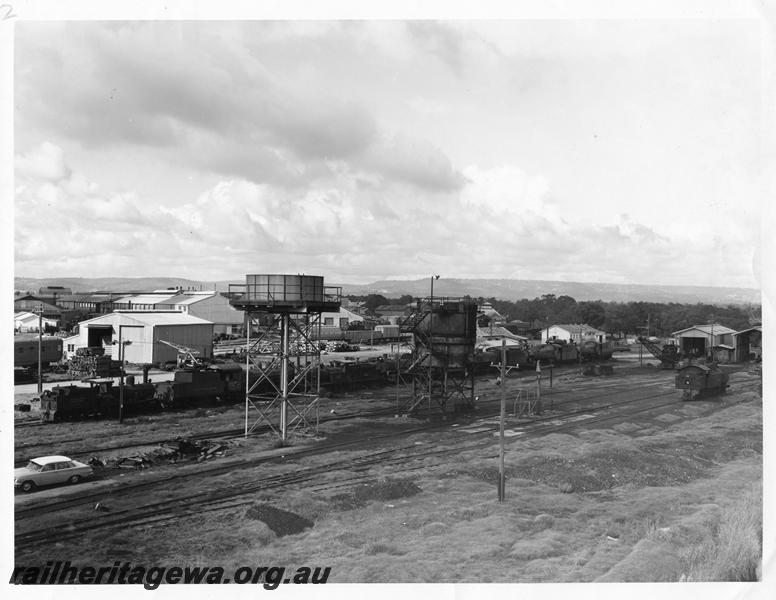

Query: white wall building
[543,323,607,343]
[67,311,214,365]
[160,292,245,334]
[14,311,58,333]
[476,325,527,351]
[113,290,244,334]
[671,324,737,358]
[62,333,81,360]
[318,307,364,329]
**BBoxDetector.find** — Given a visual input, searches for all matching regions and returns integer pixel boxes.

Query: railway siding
[14,365,762,582]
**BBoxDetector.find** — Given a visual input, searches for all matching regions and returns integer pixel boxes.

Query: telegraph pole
[428,275,439,410]
[710,314,715,361]
[536,360,542,414]
[36,304,43,394]
[118,326,125,423]
[116,325,132,424]
[245,321,251,438]
[498,339,506,502]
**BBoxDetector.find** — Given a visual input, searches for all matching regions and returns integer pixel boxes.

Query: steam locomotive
[39,364,260,422]
[471,339,615,373]
[36,356,412,422]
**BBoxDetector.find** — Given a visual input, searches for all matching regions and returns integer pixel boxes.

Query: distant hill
[336,278,761,306]
[13,276,759,305]
[13,277,240,294]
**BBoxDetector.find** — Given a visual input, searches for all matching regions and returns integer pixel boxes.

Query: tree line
[347,293,759,337]
[346,294,414,315]
[486,294,758,337]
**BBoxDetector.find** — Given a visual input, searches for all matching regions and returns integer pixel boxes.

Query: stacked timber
[68,347,116,378]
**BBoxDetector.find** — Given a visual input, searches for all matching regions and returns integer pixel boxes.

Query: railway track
[97,383,761,533]
[14,371,671,461]
[18,377,741,548]
[16,372,757,543]
[14,420,46,428]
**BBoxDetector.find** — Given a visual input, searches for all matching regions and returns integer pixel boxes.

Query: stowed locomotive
[471,338,615,373]
[675,362,730,401]
[39,378,157,421]
[36,356,410,422]
[38,363,254,422]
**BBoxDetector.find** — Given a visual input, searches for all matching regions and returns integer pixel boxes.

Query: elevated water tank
[246,274,324,303]
[414,299,479,368]
[230,274,341,313]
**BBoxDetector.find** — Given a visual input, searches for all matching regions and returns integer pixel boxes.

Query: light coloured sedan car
[14,455,93,493]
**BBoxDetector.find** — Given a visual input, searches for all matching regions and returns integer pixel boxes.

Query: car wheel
[68,475,82,484]
[21,480,35,493]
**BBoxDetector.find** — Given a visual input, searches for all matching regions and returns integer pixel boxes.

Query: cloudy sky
[12,8,768,288]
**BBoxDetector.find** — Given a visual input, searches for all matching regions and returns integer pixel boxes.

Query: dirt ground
[13,361,763,583]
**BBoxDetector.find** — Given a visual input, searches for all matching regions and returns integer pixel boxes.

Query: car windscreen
[26,461,44,472]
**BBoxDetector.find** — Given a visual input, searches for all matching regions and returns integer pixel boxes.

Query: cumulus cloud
[15,143,175,273]
[13,21,761,288]
[462,165,549,210]
[15,142,71,182]
[13,148,759,287]
[269,97,376,161]
[405,21,467,75]
[363,133,466,192]
[15,21,469,193]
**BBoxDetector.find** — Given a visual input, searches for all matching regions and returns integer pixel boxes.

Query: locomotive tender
[675,363,729,401]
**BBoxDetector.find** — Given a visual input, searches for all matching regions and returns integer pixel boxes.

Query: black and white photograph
[4,0,771,595]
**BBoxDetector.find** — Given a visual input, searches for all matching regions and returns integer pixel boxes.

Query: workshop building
[67,311,213,365]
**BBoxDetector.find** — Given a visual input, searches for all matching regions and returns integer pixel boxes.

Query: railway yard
[13,349,763,583]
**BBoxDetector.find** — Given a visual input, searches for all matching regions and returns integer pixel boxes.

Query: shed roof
[552,323,606,335]
[79,311,213,328]
[13,296,60,309]
[58,293,119,303]
[113,311,213,326]
[478,326,526,341]
[15,312,57,323]
[480,304,505,318]
[477,339,524,351]
[322,307,363,321]
[113,293,180,305]
[375,305,409,313]
[171,293,220,306]
[672,324,737,336]
[733,325,762,336]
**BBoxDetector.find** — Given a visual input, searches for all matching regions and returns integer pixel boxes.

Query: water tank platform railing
[415,297,482,312]
[228,283,342,312]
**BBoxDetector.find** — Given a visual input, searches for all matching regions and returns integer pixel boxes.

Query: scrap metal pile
[324,341,359,353]
[88,437,233,469]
